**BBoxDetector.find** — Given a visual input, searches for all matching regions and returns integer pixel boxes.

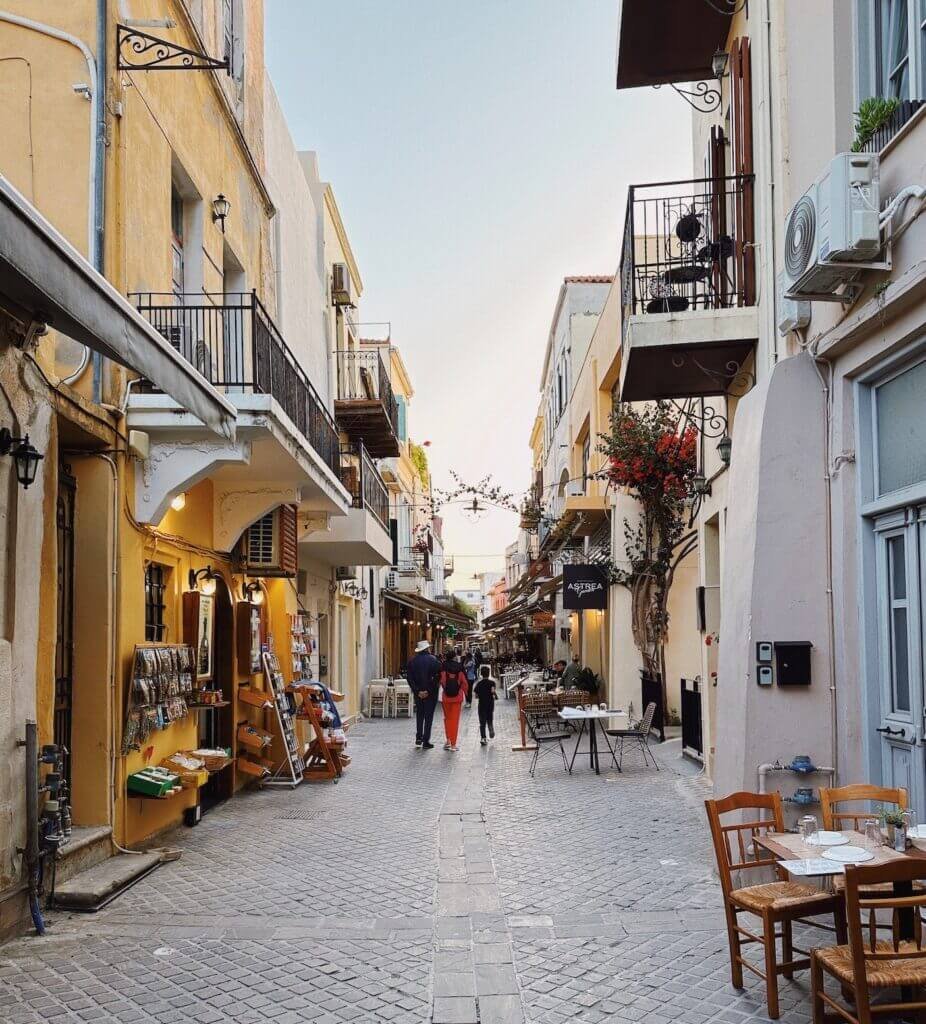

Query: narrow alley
[2,702,817,1024]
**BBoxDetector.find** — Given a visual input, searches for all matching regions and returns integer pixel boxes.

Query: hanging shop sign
[562,564,608,611]
[531,611,555,629]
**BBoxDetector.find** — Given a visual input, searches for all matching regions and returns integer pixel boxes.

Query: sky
[265,0,691,590]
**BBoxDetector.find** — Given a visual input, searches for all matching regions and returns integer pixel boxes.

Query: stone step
[52,853,161,911]
[54,826,113,885]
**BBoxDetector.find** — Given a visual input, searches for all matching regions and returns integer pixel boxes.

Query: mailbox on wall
[774,641,813,686]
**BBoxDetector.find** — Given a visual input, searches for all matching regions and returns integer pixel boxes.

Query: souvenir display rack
[121,644,195,753]
[262,651,304,787]
[289,612,316,684]
[290,683,349,782]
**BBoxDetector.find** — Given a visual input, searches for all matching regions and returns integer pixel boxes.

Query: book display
[289,612,316,683]
[261,651,304,787]
[290,683,350,782]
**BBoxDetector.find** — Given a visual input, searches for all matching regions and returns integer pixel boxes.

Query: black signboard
[562,564,608,610]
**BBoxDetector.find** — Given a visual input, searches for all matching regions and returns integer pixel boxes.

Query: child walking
[474,665,497,746]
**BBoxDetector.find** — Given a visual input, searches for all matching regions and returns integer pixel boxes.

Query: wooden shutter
[730,36,755,306]
[708,125,728,308]
[279,504,298,577]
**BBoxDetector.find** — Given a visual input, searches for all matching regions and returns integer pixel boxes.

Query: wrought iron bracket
[654,80,722,114]
[117,24,229,72]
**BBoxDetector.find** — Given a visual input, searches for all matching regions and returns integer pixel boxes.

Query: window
[222,0,234,68]
[396,395,408,442]
[145,563,168,642]
[874,358,926,495]
[170,187,184,299]
[857,0,926,101]
[581,437,591,490]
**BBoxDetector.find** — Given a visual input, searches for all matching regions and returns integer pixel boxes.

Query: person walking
[462,649,477,707]
[406,639,441,749]
[440,647,468,751]
[474,665,497,746]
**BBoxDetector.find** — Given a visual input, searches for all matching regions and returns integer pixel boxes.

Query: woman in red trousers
[440,649,468,751]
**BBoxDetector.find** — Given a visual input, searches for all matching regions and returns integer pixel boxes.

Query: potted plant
[882,809,906,849]
[851,96,901,152]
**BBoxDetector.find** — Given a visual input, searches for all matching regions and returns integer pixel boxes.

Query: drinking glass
[903,809,917,839]
[863,818,883,851]
[798,815,818,846]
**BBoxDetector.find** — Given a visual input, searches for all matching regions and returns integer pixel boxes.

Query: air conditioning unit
[385,572,398,590]
[331,263,353,307]
[239,505,298,577]
[335,566,357,581]
[782,152,884,303]
[776,272,811,336]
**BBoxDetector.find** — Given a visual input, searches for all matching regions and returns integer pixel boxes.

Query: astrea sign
[562,564,608,610]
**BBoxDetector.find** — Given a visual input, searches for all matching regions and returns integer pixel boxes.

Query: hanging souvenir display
[121,644,194,753]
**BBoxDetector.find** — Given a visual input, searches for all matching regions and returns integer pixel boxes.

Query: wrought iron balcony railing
[132,292,340,479]
[398,546,428,576]
[335,349,399,433]
[339,442,389,531]
[620,174,756,340]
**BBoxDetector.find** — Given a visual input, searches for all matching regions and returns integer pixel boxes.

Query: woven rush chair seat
[831,876,926,894]
[815,941,926,987]
[732,881,838,914]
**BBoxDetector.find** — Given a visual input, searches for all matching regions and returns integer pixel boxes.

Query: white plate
[822,845,874,864]
[805,831,849,847]
[908,825,926,840]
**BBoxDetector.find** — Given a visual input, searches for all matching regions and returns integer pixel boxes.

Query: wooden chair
[812,858,926,1024]
[706,791,846,1019]
[819,784,907,831]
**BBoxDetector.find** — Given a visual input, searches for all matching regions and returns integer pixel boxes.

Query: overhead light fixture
[189,565,218,596]
[0,428,43,489]
[242,580,264,606]
[170,492,186,512]
[211,193,230,233]
[711,48,729,80]
[717,434,733,467]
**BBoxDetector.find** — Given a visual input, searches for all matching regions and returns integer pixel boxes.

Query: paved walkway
[0,700,817,1023]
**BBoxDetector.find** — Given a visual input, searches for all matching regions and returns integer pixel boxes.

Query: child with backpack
[474,665,497,745]
[440,648,468,751]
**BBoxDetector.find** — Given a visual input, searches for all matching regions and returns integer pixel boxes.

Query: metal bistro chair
[812,859,926,1024]
[607,701,659,771]
[524,709,572,778]
[706,791,846,1020]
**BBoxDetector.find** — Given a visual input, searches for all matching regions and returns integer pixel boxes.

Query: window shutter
[279,504,298,577]
[730,37,756,306]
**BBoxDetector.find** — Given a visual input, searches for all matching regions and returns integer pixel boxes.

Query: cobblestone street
[1,700,818,1024]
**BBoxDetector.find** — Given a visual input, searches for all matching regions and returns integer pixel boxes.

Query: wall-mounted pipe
[757,760,836,796]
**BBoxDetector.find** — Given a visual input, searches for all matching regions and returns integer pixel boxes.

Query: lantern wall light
[189,565,218,596]
[0,428,43,489]
[170,492,186,512]
[242,580,264,606]
[211,193,230,233]
[717,434,733,466]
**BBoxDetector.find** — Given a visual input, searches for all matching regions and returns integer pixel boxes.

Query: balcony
[334,349,400,458]
[618,175,758,403]
[128,292,349,531]
[300,442,392,567]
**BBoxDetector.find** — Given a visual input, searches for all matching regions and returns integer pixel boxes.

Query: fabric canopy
[383,588,474,628]
[0,176,236,439]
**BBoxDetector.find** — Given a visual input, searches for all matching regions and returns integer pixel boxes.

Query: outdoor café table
[754,829,926,940]
[557,707,626,776]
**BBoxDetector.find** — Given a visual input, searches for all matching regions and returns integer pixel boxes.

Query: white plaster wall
[714,353,833,799]
[263,76,330,407]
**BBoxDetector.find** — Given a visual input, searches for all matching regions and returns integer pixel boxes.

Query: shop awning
[383,589,475,629]
[0,176,236,440]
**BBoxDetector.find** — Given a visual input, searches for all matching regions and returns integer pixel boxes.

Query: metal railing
[398,546,427,576]
[132,292,340,478]
[334,348,399,432]
[620,174,755,344]
[339,442,389,531]
[858,99,924,153]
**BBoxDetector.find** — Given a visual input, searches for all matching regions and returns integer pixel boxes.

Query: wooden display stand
[290,686,346,783]
[262,652,304,788]
[512,681,538,752]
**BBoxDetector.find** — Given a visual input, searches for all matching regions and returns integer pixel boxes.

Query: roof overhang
[0,176,235,439]
[383,589,474,628]
[615,0,730,89]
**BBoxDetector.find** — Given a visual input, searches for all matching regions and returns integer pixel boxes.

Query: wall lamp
[711,48,729,80]
[189,565,218,596]
[692,471,712,497]
[242,580,264,606]
[0,428,43,489]
[717,434,733,467]
[211,193,230,233]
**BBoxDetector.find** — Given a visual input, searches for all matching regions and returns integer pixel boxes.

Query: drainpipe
[0,8,105,388]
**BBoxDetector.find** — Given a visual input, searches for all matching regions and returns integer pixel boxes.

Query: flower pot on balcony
[646,296,689,314]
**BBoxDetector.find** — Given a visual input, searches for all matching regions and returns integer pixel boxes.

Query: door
[55,465,76,789]
[873,509,924,811]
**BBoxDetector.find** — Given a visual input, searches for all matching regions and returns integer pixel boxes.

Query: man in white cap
[406,638,441,749]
